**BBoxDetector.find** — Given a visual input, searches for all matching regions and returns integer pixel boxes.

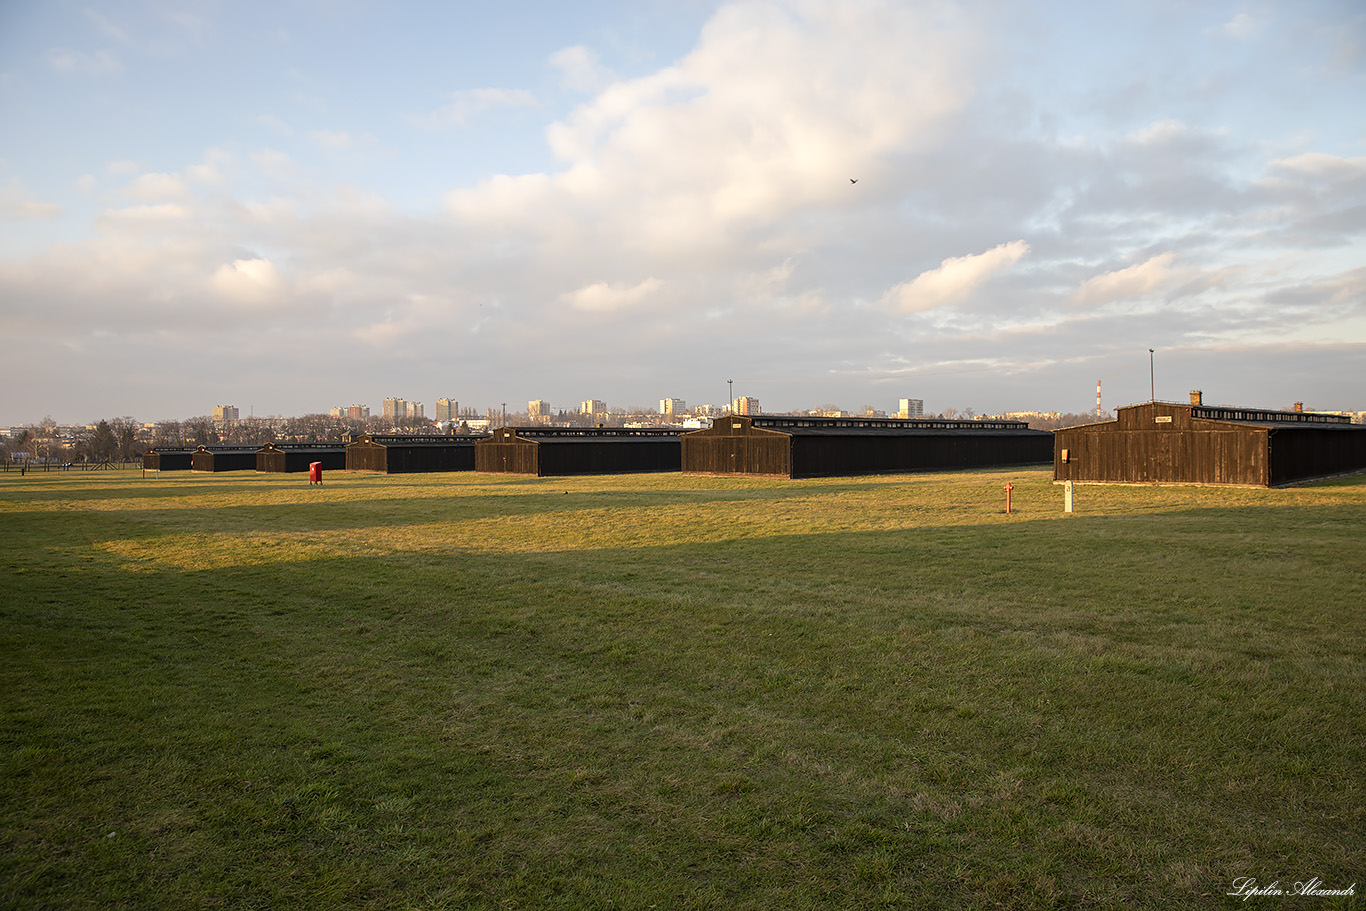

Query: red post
[1005,481,1014,514]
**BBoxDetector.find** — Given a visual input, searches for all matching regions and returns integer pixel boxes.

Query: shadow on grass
[2,496,1364,910]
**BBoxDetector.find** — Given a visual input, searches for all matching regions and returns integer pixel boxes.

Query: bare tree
[184,417,219,446]
[1021,412,1112,431]
[27,417,60,463]
[110,417,143,462]
[153,420,184,448]
[232,416,277,446]
[82,420,118,463]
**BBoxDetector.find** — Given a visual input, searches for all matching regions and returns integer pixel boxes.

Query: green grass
[2,467,1363,909]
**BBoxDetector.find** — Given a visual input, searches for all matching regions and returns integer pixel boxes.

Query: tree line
[1,413,436,467]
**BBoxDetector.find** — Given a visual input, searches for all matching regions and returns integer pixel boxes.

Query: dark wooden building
[682,415,1053,478]
[475,427,681,476]
[1053,399,1366,487]
[142,448,195,471]
[189,446,259,472]
[345,433,485,473]
[255,442,347,473]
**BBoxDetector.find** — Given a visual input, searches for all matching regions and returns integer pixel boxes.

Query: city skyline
[2,1,1363,426]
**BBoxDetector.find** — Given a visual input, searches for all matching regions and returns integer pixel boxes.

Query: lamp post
[1148,349,1155,403]
[727,379,733,415]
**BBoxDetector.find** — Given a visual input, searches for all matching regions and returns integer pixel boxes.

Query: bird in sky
[850,178,858,184]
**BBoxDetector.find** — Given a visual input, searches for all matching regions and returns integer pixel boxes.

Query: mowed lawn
[1,467,1362,910]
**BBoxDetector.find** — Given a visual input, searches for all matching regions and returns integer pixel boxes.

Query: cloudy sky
[2,0,1363,425]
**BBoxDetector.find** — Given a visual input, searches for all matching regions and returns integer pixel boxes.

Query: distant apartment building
[213,405,239,423]
[660,397,686,416]
[348,404,370,420]
[382,397,406,423]
[435,398,458,422]
[581,399,608,415]
[330,406,345,418]
[1314,410,1366,423]
[1001,411,1060,422]
[405,401,425,420]
[529,400,551,420]
[897,398,924,419]
[733,396,760,416]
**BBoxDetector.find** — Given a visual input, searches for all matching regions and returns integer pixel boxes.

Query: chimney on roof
[1293,402,1303,413]
[1190,390,1203,406]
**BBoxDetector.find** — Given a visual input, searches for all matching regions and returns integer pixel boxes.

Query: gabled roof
[351,433,486,448]
[700,415,1048,437]
[1061,401,1358,433]
[1190,405,1352,427]
[486,427,681,444]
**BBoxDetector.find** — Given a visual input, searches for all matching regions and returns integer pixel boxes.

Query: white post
[1064,480,1074,513]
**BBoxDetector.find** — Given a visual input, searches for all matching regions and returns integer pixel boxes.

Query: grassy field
[1,467,1362,910]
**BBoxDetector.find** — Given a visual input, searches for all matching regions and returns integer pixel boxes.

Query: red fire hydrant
[1004,481,1014,514]
[309,462,322,485]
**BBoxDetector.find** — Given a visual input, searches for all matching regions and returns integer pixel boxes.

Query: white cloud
[550,45,614,93]
[241,197,299,225]
[164,10,212,46]
[310,130,352,149]
[256,114,294,136]
[1268,153,1366,182]
[735,259,796,300]
[445,172,556,231]
[1127,118,1189,146]
[307,130,379,151]
[85,9,132,44]
[411,88,539,130]
[882,242,1031,314]
[250,149,296,179]
[126,172,189,201]
[1072,253,1178,308]
[0,180,61,219]
[463,0,981,257]
[560,278,664,313]
[1209,12,1263,41]
[45,48,122,75]
[210,258,284,306]
[104,203,188,221]
[185,163,224,185]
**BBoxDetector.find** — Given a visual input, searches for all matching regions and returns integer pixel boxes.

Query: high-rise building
[435,398,457,422]
[406,401,425,420]
[330,406,345,418]
[581,399,607,415]
[528,400,550,420]
[347,404,369,420]
[898,398,924,419]
[733,396,760,415]
[660,397,686,416]
[382,397,406,423]
[213,405,239,423]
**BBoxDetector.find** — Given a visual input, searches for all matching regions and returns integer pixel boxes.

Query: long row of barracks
[144,415,1054,479]
[144,398,1366,487]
